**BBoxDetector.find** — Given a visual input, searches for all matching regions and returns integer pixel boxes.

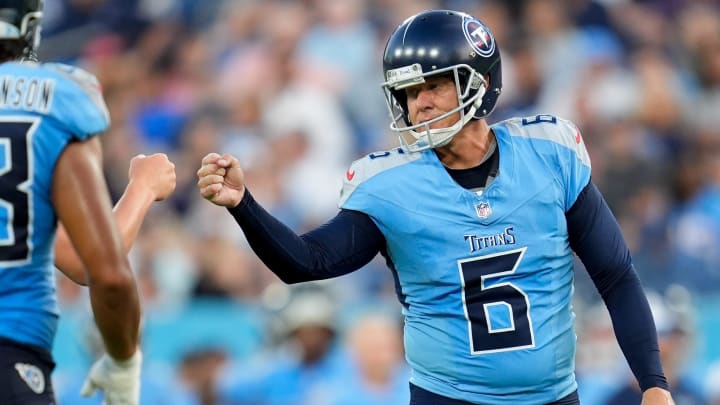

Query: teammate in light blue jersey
[198,9,675,405]
[0,1,176,404]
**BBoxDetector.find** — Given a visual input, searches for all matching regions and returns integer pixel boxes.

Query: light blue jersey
[0,61,109,350]
[339,115,591,404]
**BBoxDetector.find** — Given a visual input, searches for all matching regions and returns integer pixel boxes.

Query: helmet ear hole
[391,90,407,111]
[389,89,412,125]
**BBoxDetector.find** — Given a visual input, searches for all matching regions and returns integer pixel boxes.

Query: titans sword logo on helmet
[463,16,495,57]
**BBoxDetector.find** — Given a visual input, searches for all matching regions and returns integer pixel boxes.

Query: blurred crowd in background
[42,0,720,404]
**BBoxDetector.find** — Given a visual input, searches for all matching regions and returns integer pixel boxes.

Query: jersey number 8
[0,118,36,264]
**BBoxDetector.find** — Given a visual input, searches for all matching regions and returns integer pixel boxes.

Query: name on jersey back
[0,75,53,114]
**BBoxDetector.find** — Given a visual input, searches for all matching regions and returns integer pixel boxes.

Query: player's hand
[641,387,675,405]
[127,153,176,201]
[197,152,245,208]
[80,351,142,405]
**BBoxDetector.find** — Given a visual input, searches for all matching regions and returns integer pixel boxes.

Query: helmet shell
[382,9,502,118]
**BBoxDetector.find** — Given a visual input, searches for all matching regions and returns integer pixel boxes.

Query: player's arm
[197,152,383,282]
[566,180,671,395]
[52,136,140,360]
[227,190,384,283]
[54,153,176,285]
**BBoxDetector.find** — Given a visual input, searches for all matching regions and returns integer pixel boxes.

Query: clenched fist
[128,153,176,201]
[197,152,246,208]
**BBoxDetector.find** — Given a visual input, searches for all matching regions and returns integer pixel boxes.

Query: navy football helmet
[382,10,502,152]
[0,0,43,60]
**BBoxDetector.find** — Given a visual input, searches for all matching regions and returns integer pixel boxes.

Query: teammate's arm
[52,137,140,360]
[54,153,176,285]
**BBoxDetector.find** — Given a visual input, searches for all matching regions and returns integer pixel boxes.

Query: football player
[0,1,173,404]
[198,9,674,405]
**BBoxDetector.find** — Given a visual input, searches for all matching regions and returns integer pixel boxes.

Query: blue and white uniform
[0,61,109,351]
[339,116,587,403]
[227,114,667,404]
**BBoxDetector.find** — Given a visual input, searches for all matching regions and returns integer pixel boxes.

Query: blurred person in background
[190,235,261,301]
[706,361,720,405]
[323,310,410,405]
[0,1,159,404]
[198,8,673,405]
[630,139,720,295]
[176,347,229,405]
[216,284,347,405]
[294,0,386,153]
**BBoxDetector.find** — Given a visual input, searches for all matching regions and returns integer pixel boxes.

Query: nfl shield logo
[475,201,492,219]
[15,363,45,394]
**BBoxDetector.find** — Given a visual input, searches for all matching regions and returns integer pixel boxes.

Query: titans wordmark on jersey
[339,114,590,404]
[0,61,110,350]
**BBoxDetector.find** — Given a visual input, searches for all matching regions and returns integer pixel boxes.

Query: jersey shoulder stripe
[43,63,110,138]
[496,115,590,168]
[338,147,422,207]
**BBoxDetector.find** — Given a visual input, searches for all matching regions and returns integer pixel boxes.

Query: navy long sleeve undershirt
[566,182,668,391]
[227,181,668,391]
[227,190,383,284]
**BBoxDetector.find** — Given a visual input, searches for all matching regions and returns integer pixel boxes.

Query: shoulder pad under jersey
[498,114,590,168]
[338,147,422,207]
[44,63,110,139]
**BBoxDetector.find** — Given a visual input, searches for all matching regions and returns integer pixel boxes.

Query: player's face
[405,75,461,130]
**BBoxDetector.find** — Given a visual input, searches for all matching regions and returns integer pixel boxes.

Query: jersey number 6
[458,247,535,354]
